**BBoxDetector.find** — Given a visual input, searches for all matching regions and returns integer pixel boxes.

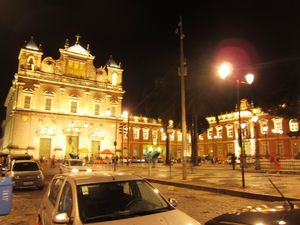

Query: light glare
[218,62,233,79]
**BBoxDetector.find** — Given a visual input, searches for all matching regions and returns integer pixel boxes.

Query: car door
[41,176,65,225]
[55,181,74,223]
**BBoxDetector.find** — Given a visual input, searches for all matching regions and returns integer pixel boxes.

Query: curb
[146,178,300,202]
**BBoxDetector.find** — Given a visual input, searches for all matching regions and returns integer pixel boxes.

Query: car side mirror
[168,198,178,207]
[53,213,70,224]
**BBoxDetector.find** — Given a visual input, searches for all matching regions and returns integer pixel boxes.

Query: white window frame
[207,128,213,139]
[216,126,223,139]
[177,132,182,142]
[226,124,233,138]
[142,128,149,140]
[152,129,158,143]
[289,119,298,132]
[272,118,283,132]
[133,127,140,140]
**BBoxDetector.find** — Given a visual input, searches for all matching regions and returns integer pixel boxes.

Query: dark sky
[0,0,300,121]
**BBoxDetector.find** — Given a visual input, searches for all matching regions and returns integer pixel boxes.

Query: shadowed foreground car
[36,172,200,225]
[205,201,300,225]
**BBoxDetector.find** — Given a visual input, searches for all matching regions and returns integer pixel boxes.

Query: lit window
[226,125,233,138]
[94,104,100,116]
[199,134,204,140]
[216,126,223,138]
[259,120,268,134]
[68,60,86,76]
[170,131,175,141]
[133,127,140,140]
[111,106,116,117]
[177,132,182,142]
[207,128,213,139]
[70,101,77,113]
[272,118,283,132]
[152,130,158,142]
[24,96,31,109]
[45,98,52,111]
[112,72,117,85]
[289,119,298,132]
[143,128,149,140]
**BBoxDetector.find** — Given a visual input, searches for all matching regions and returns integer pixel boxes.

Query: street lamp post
[177,16,187,180]
[122,111,130,166]
[106,108,117,171]
[263,125,269,157]
[252,115,261,170]
[218,62,254,188]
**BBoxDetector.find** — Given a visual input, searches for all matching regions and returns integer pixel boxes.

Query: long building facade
[198,99,300,160]
[3,37,298,162]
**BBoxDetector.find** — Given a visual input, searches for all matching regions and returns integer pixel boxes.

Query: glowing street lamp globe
[218,62,233,79]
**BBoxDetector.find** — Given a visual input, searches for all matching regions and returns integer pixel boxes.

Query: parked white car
[36,172,200,225]
[59,159,92,173]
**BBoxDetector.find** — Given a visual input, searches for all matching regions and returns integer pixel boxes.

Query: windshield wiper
[269,178,294,210]
[129,207,170,217]
[84,212,128,222]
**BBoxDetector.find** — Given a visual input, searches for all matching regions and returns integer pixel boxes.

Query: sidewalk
[98,163,300,201]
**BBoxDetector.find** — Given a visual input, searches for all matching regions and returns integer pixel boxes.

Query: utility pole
[177,16,187,180]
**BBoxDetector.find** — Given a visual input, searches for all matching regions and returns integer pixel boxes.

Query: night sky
[0,0,300,121]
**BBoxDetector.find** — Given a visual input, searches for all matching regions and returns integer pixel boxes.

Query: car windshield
[13,162,39,171]
[77,180,172,223]
[70,160,84,166]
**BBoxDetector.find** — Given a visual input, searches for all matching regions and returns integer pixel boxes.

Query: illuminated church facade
[2,36,171,160]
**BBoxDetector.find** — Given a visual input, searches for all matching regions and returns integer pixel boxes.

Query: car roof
[65,159,83,161]
[13,159,38,164]
[10,154,32,158]
[58,171,143,185]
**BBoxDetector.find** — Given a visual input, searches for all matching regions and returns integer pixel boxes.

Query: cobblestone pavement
[1,163,298,225]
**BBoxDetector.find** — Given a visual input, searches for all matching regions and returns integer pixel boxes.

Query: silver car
[6,160,45,190]
[37,172,200,225]
[59,159,92,173]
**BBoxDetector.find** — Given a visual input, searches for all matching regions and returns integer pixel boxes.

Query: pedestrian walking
[50,155,55,168]
[231,154,236,170]
[270,154,281,173]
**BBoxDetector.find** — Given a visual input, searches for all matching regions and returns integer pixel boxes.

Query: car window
[58,182,73,216]
[70,161,83,166]
[49,178,64,206]
[136,181,167,207]
[13,162,39,171]
[77,180,170,223]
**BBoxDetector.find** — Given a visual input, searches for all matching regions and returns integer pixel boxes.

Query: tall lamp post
[177,16,187,180]
[122,111,130,166]
[252,115,261,170]
[218,62,254,188]
[106,108,117,171]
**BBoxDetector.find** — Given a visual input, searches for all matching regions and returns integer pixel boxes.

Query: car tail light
[34,216,41,225]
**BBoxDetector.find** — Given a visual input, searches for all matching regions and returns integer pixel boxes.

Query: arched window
[112,72,117,85]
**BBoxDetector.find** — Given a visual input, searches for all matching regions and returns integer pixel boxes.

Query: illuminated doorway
[66,136,79,157]
[39,138,51,160]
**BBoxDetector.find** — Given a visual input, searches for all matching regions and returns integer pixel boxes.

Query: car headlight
[14,175,20,179]
[86,168,92,173]
[71,168,79,173]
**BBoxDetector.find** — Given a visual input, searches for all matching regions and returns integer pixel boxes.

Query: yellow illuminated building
[2,36,128,160]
